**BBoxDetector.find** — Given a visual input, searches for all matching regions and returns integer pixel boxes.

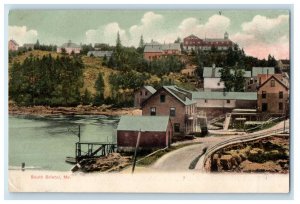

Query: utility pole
[78,125,81,142]
[132,129,141,174]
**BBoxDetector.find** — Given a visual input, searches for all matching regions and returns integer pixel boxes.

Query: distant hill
[9,50,197,101]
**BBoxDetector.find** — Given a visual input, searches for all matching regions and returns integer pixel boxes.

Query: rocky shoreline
[206,135,289,173]
[71,153,132,173]
[9,104,142,116]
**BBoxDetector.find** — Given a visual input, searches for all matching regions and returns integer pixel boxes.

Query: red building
[183,32,233,52]
[141,85,197,136]
[143,41,181,61]
[257,75,289,114]
[117,116,173,152]
[8,39,19,51]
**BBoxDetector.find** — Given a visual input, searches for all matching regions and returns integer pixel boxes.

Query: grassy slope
[9,50,196,100]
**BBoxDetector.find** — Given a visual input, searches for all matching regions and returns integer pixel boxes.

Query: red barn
[117,116,172,152]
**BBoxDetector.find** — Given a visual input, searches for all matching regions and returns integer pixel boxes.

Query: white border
[1,0,298,203]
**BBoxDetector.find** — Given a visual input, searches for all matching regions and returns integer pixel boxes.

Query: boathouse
[117,116,173,152]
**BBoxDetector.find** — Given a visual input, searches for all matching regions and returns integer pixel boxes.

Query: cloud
[83,12,289,60]
[178,15,230,39]
[231,15,289,59]
[129,12,164,45]
[9,26,38,45]
[242,15,288,34]
[85,22,128,46]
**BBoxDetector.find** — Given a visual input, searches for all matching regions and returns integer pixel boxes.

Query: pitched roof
[144,43,181,53]
[185,34,201,39]
[161,43,181,51]
[87,51,113,57]
[258,75,289,90]
[142,85,195,106]
[60,40,81,48]
[203,67,223,78]
[144,44,162,53]
[144,86,156,94]
[203,67,250,78]
[192,91,257,100]
[9,39,19,46]
[244,71,251,78]
[163,86,196,105]
[252,67,274,77]
[117,116,170,132]
[203,38,231,42]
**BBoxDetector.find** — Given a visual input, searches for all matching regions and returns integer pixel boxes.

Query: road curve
[150,119,289,172]
[151,143,206,171]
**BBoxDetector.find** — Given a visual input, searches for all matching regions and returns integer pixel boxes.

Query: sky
[8,9,290,59]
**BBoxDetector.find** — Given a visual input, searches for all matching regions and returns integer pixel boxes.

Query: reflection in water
[9,114,119,171]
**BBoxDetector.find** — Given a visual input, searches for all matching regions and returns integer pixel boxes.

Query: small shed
[117,116,172,152]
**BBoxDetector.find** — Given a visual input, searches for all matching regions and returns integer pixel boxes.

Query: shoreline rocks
[9,104,142,117]
[208,136,289,173]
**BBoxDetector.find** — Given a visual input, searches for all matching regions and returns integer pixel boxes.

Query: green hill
[9,50,197,102]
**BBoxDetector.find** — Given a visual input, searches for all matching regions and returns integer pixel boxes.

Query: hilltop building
[8,39,19,51]
[87,51,113,58]
[183,32,233,52]
[57,40,81,54]
[143,41,181,61]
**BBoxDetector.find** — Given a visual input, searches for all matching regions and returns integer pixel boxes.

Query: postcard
[7,7,291,193]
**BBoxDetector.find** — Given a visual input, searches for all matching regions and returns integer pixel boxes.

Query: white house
[203,66,251,91]
[57,40,81,54]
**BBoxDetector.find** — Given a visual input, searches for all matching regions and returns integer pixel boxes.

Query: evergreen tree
[94,72,105,105]
[82,88,92,105]
[34,39,40,50]
[139,35,145,48]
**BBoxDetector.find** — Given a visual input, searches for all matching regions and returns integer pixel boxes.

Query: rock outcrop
[209,136,289,173]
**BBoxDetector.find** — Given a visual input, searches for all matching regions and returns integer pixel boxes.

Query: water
[9,114,119,171]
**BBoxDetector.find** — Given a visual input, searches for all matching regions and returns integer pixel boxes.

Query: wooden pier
[66,142,117,164]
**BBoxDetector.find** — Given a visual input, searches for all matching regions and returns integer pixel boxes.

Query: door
[262,103,268,112]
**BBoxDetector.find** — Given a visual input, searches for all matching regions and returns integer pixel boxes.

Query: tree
[116,31,122,54]
[219,67,245,92]
[232,68,245,91]
[94,72,105,105]
[174,37,181,43]
[34,39,40,50]
[139,35,145,48]
[9,54,84,107]
[82,89,92,105]
[219,67,234,92]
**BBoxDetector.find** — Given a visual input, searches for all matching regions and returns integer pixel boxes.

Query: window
[140,91,142,96]
[217,82,220,86]
[271,80,275,87]
[205,99,207,103]
[279,103,283,110]
[262,91,267,99]
[227,100,230,104]
[145,91,148,96]
[174,123,180,133]
[160,95,166,103]
[279,91,283,99]
[150,107,156,116]
[170,107,176,117]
